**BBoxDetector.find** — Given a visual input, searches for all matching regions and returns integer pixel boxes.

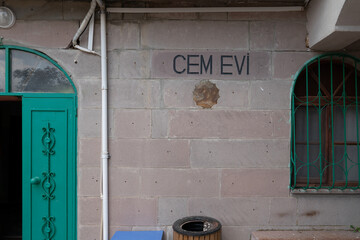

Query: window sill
[291,188,360,195]
[251,231,360,240]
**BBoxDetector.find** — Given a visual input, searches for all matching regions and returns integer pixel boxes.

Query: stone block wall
[1,3,360,240]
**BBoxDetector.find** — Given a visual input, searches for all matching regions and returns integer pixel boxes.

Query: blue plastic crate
[111,231,164,240]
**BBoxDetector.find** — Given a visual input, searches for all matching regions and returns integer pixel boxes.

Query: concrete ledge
[251,231,360,240]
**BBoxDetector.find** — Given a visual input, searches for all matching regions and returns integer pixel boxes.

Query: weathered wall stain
[277,212,289,218]
[302,210,319,217]
[193,80,220,108]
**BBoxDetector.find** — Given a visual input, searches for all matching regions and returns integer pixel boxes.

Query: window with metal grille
[290,54,360,191]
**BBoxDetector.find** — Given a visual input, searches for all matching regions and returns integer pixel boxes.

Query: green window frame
[291,53,360,191]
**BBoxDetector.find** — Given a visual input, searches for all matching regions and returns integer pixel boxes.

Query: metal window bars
[290,53,360,190]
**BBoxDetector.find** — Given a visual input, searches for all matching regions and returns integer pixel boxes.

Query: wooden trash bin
[173,216,221,240]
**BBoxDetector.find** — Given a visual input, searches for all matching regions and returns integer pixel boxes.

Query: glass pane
[296,144,321,179]
[348,165,360,182]
[333,106,344,142]
[346,107,360,142]
[11,50,74,93]
[347,146,360,181]
[295,107,320,142]
[334,145,346,165]
[334,146,360,181]
[0,50,5,92]
[334,106,360,142]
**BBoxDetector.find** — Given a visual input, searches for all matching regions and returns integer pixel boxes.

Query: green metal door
[0,45,77,239]
[22,96,76,240]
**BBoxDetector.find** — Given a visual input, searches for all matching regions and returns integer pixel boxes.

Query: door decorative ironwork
[41,123,56,240]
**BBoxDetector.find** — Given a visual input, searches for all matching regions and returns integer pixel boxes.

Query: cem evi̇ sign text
[172,53,250,75]
[151,51,270,80]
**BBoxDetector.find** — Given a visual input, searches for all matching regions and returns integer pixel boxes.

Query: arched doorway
[0,46,77,240]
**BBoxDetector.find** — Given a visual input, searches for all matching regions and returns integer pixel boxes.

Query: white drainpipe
[95,1,109,240]
[100,8,109,240]
[71,0,98,55]
[72,0,96,45]
[72,0,108,239]
[107,6,303,13]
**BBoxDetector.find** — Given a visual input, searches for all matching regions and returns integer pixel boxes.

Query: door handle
[30,177,41,185]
